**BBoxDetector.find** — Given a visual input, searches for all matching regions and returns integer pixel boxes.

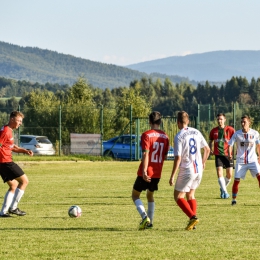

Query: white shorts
[175,167,202,192]
[234,162,260,180]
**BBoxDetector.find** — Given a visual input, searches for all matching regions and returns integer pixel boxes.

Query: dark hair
[10,111,24,119]
[149,111,161,125]
[177,111,189,124]
[217,113,225,118]
[241,115,250,122]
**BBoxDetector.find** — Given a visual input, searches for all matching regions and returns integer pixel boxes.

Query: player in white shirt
[228,115,260,205]
[169,111,210,231]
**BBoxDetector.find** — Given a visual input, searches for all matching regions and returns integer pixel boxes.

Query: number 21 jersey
[137,129,169,178]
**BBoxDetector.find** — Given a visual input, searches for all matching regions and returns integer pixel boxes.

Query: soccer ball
[68,205,82,218]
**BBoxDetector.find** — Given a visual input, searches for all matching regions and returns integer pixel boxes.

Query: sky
[1,0,260,66]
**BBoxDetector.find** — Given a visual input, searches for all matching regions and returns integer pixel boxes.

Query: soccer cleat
[146,223,153,229]
[231,200,237,206]
[223,192,230,199]
[0,213,12,218]
[139,216,150,230]
[8,208,26,216]
[185,216,199,231]
[220,188,224,198]
[193,226,196,230]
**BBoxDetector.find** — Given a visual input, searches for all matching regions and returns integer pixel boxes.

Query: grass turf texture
[0,160,260,259]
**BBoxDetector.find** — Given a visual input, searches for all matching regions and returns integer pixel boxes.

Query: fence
[1,102,259,157]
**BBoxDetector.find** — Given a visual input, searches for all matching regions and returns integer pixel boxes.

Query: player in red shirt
[209,113,235,199]
[132,111,169,230]
[0,111,33,217]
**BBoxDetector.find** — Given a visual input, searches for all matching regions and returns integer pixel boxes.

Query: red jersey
[137,129,169,178]
[0,125,14,163]
[209,126,235,156]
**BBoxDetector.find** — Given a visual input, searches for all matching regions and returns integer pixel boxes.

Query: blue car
[103,135,140,160]
[103,134,174,160]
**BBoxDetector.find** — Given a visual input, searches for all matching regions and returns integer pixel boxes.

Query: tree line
[0,75,260,146]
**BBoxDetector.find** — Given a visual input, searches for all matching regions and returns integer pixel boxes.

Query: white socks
[147,202,155,224]
[10,188,25,210]
[225,177,231,187]
[0,191,14,215]
[134,199,147,219]
[218,177,227,193]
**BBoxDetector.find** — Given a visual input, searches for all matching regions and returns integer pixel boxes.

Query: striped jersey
[137,129,169,178]
[209,126,235,156]
[228,128,260,164]
[174,127,208,173]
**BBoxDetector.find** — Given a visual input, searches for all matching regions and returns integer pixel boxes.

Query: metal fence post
[135,118,140,160]
[232,102,236,130]
[130,105,132,161]
[197,104,200,130]
[59,105,62,156]
[100,105,103,156]
[208,104,211,132]
[18,105,20,147]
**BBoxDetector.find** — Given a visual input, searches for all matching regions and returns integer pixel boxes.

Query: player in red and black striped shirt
[209,113,235,199]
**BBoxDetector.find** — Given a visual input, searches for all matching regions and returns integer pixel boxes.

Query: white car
[19,135,55,155]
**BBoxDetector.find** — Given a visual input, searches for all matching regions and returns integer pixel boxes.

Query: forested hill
[0,41,191,89]
[126,50,260,82]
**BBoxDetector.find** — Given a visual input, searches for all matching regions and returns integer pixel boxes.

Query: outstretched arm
[12,145,33,156]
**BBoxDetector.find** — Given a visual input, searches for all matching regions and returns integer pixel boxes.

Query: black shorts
[0,162,25,183]
[215,155,234,169]
[133,176,160,192]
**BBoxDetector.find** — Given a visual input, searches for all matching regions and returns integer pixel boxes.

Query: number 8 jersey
[174,127,208,173]
[137,129,169,178]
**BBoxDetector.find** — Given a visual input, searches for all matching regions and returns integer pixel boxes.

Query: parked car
[103,134,174,160]
[103,135,139,159]
[19,135,55,155]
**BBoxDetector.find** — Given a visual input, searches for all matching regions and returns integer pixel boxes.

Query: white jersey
[174,127,208,172]
[228,128,260,164]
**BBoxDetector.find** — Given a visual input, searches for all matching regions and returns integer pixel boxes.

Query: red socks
[232,180,240,199]
[257,175,260,187]
[177,198,195,219]
[188,199,197,215]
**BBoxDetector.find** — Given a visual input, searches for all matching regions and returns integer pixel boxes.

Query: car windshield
[20,137,33,143]
[36,137,52,144]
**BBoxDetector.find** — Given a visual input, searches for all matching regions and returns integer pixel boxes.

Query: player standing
[209,113,235,198]
[132,111,169,230]
[169,111,210,230]
[228,115,260,205]
[0,111,33,217]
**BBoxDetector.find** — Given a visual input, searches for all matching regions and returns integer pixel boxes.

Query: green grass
[0,160,260,259]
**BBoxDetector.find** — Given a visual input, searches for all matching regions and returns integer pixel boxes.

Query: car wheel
[104,150,114,158]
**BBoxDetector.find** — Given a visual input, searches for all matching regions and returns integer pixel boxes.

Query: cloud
[181,50,193,56]
[103,55,128,65]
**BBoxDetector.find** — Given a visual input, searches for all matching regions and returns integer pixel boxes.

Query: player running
[132,111,169,230]
[0,111,33,217]
[169,111,210,231]
[228,115,260,205]
[209,113,235,199]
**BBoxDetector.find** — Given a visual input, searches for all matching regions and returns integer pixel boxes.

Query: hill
[0,41,191,89]
[126,50,260,82]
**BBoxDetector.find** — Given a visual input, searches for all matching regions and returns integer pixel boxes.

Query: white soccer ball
[68,205,82,218]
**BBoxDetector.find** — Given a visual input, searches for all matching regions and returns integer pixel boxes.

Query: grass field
[0,159,260,260]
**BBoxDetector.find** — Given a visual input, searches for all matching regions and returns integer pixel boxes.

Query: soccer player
[209,113,235,199]
[228,115,260,206]
[0,111,33,217]
[132,111,169,230]
[169,111,210,231]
